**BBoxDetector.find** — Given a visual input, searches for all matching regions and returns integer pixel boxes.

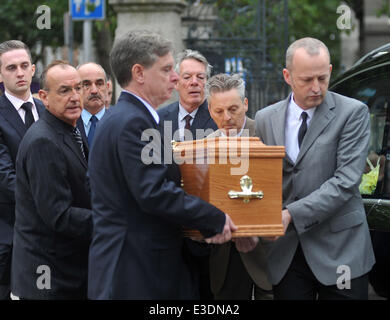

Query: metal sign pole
[83,20,92,63]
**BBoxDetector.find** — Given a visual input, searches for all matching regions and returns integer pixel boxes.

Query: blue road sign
[70,0,105,20]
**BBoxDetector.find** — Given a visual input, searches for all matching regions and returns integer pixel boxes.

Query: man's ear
[31,64,36,77]
[38,89,49,109]
[131,64,145,84]
[243,97,248,112]
[283,68,291,86]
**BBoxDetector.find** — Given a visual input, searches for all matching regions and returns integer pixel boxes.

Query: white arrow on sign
[74,0,83,13]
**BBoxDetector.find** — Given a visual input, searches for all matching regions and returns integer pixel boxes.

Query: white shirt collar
[123,90,160,125]
[289,93,316,122]
[5,91,34,111]
[178,103,199,122]
[81,107,106,126]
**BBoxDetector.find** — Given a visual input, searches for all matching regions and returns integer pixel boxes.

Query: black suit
[158,100,218,299]
[11,110,93,299]
[87,92,225,299]
[0,95,44,293]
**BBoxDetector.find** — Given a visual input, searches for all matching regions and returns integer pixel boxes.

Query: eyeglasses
[55,85,82,97]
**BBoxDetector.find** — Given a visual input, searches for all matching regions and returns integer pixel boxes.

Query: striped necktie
[72,127,86,159]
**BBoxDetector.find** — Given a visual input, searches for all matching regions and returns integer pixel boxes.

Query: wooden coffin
[172,137,285,238]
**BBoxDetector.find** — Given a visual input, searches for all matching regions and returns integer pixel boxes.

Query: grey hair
[205,73,245,102]
[286,37,330,70]
[110,30,172,87]
[175,49,212,78]
[77,62,108,81]
[0,40,32,68]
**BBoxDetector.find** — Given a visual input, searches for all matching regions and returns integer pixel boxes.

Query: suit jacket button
[293,168,299,173]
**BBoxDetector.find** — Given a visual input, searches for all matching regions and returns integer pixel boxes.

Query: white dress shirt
[284,94,316,163]
[81,107,106,136]
[123,90,160,125]
[177,103,198,141]
[5,91,39,122]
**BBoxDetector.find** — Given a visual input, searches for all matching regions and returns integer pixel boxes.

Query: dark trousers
[183,239,213,300]
[273,244,369,300]
[214,245,273,300]
[0,244,11,300]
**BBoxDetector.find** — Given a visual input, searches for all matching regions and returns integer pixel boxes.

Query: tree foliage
[212,0,345,75]
[0,0,75,63]
[0,0,115,71]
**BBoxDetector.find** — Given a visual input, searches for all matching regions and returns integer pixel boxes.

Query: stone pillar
[109,0,187,102]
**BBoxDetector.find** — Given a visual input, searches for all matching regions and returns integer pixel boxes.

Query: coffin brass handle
[171,140,178,151]
[228,175,263,203]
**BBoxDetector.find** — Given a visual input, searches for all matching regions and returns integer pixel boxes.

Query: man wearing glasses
[11,60,92,299]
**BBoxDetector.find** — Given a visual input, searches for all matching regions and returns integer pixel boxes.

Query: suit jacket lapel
[63,133,88,168]
[0,95,27,138]
[43,110,88,169]
[295,92,336,165]
[33,98,46,116]
[118,91,159,129]
[166,102,179,134]
[270,95,296,165]
[191,100,209,134]
[244,117,255,136]
[270,96,289,146]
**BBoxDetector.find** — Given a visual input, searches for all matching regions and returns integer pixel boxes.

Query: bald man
[77,62,108,147]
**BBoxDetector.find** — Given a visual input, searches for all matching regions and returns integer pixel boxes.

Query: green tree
[0,0,116,75]
[212,0,345,75]
[0,0,71,63]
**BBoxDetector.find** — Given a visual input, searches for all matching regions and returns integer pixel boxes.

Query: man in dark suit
[255,37,375,299]
[0,40,45,300]
[158,49,218,299]
[11,60,93,299]
[158,49,217,142]
[206,73,272,299]
[87,30,236,300]
[76,62,108,147]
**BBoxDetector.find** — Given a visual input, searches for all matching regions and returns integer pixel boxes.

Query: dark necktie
[87,115,98,146]
[184,114,192,130]
[72,127,86,160]
[21,102,35,129]
[298,111,308,148]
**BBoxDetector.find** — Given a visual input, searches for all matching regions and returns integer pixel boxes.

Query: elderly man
[158,49,219,299]
[206,73,272,300]
[0,40,45,299]
[255,37,375,300]
[158,49,217,141]
[76,62,108,146]
[11,60,92,299]
[87,30,236,300]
